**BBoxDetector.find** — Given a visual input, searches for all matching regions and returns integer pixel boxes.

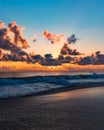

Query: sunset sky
[0,0,104,55]
[0,0,104,72]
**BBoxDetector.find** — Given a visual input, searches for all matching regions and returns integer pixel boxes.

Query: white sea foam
[0,73,104,98]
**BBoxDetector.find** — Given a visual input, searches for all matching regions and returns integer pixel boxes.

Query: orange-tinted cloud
[43,30,64,44]
[8,21,28,48]
[1,21,104,67]
[0,21,32,62]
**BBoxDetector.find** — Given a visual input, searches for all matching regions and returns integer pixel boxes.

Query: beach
[0,0,104,129]
[0,86,104,130]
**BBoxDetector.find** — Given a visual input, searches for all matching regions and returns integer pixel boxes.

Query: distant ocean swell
[0,73,104,99]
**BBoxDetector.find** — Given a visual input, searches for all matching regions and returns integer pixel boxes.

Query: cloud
[78,51,104,65]
[60,43,82,56]
[32,50,104,66]
[67,34,78,44]
[43,30,64,44]
[32,33,37,42]
[0,21,81,65]
[41,53,61,66]
[32,53,74,66]
[0,21,29,50]
[0,21,5,28]
[0,21,32,62]
[8,21,28,48]
[32,53,62,66]
[1,21,104,67]
[58,55,73,64]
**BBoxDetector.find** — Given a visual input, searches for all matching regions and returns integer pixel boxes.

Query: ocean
[0,71,104,99]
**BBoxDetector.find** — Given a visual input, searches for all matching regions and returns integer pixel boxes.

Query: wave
[0,73,104,99]
[0,73,104,85]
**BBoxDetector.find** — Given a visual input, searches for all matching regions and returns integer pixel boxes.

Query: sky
[0,0,104,56]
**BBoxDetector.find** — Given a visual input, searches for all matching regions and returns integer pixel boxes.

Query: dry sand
[0,86,104,130]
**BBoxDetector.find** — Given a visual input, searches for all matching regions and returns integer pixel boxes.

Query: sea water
[0,72,104,98]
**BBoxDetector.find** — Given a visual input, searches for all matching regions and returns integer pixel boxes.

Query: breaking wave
[0,73,104,98]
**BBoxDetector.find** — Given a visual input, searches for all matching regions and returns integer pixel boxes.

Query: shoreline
[0,86,104,130]
[0,83,104,100]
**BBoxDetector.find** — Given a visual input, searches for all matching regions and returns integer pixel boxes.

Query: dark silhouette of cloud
[1,21,104,66]
[67,34,78,44]
[41,54,61,66]
[60,43,82,56]
[78,51,104,65]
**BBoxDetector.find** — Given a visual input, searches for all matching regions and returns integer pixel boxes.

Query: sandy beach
[0,86,104,130]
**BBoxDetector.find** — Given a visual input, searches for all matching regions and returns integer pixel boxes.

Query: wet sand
[0,86,104,130]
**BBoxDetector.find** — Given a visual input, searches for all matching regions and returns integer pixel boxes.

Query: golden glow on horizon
[0,61,104,73]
